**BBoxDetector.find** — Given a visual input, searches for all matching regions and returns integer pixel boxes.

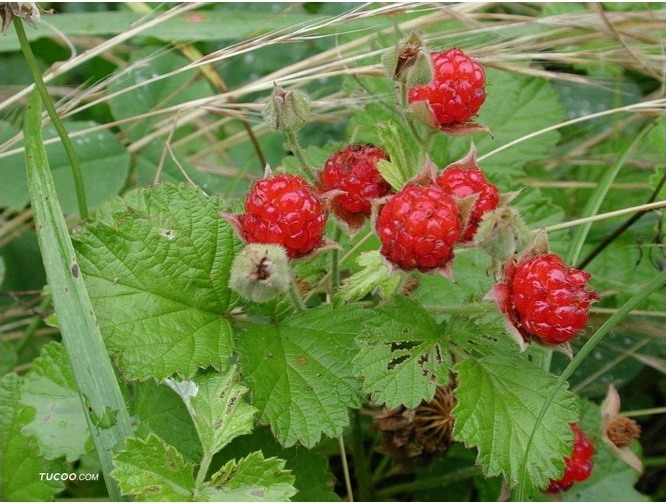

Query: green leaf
[0,339,17,375]
[1,374,66,501]
[218,427,339,502]
[165,367,256,457]
[134,380,203,463]
[453,356,578,494]
[112,434,196,501]
[236,305,370,447]
[0,121,130,213]
[375,121,420,190]
[20,342,91,462]
[201,452,296,502]
[73,183,238,380]
[354,296,453,409]
[334,250,400,306]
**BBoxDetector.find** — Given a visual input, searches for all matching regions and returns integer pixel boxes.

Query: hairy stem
[289,279,306,311]
[351,410,374,501]
[284,131,316,182]
[14,18,89,219]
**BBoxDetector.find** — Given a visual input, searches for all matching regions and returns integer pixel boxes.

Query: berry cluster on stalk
[223,35,602,493]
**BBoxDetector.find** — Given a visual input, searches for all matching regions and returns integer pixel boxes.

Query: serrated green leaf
[201,451,296,502]
[74,184,238,380]
[134,379,203,463]
[166,367,256,458]
[334,250,400,306]
[453,356,578,494]
[20,342,91,462]
[354,296,452,409]
[447,313,520,358]
[1,374,66,501]
[237,305,370,447]
[112,434,196,501]
[375,121,420,190]
[0,121,130,213]
[219,427,339,502]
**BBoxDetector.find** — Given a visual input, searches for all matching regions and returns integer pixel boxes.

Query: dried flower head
[601,384,643,473]
[374,385,456,468]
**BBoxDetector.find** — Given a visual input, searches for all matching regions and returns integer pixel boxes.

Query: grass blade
[24,91,132,500]
[515,270,666,500]
[566,121,655,265]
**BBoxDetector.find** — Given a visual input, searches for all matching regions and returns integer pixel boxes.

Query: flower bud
[382,32,432,85]
[229,244,291,303]
[262,86,311,133]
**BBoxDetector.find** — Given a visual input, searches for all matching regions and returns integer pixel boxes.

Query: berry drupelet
[408,48,486,127]
[495,254,599,345]
[320,144,392,228]
[437,165,499,242]
[240,173,327,259]
[547,423,595,493]
[376,184,461,272]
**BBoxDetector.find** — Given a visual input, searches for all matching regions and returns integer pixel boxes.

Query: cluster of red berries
[547,423,595,493]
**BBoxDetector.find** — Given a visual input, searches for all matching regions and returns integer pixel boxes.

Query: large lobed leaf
[453,356,579,495]
[20,342,91,462]
[354,296,453,409]
[237,305,371,447]
[73,184,238,380]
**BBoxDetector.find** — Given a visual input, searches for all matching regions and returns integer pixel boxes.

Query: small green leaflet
[73,184,239,380]
[200,452,296,502]
[453,356,578,495]
[354,296,452,409]
[165,366,256,457]
[237,305,370,447]
[334,250,400,306]
[112,434,196,501]
[20,342,91,462]
[1,374,66,501]
[112,435,296,502]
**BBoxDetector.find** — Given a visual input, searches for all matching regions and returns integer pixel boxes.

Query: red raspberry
[547,423,595,493]
[240,174,327,258]
[376,184,461,272]
[408,48,486,126]
[497,254,599,344]
[437,166,499,242]
[320,144,392,227]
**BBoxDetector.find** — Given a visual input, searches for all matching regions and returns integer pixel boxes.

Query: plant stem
[331,228,342,292]
[15,295,51,354]
[284,131,316,182]
[515,271,666,500]
[397,82,427,150]
[14,18,89,219]
[372,455,391,482]
[544,200,666,233]
[338,435,354,502]
[289,279,306,311]
[195,451,214,488]
[624,406,666,417]
[423,302,495,315]
[351,410,373,501]
[377,465,481,497]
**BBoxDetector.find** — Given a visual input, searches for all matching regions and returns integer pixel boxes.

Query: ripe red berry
[547,423,595,493]
[376,184,461,272]
[320,144,392,227]
[408,48,486,126]
[437,166,499,242]
[497,254,599,345]
[240,173,327,258]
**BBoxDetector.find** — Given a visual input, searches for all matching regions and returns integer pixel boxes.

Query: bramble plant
[1,3,665,503]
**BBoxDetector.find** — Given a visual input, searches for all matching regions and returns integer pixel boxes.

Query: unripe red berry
[320,144,392,228]
[547,423,595,493]
[408,48,486,127]
[376,184,461,272]
[496,254,599,345]
[240,173,327,258]
[437,166,499,242]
